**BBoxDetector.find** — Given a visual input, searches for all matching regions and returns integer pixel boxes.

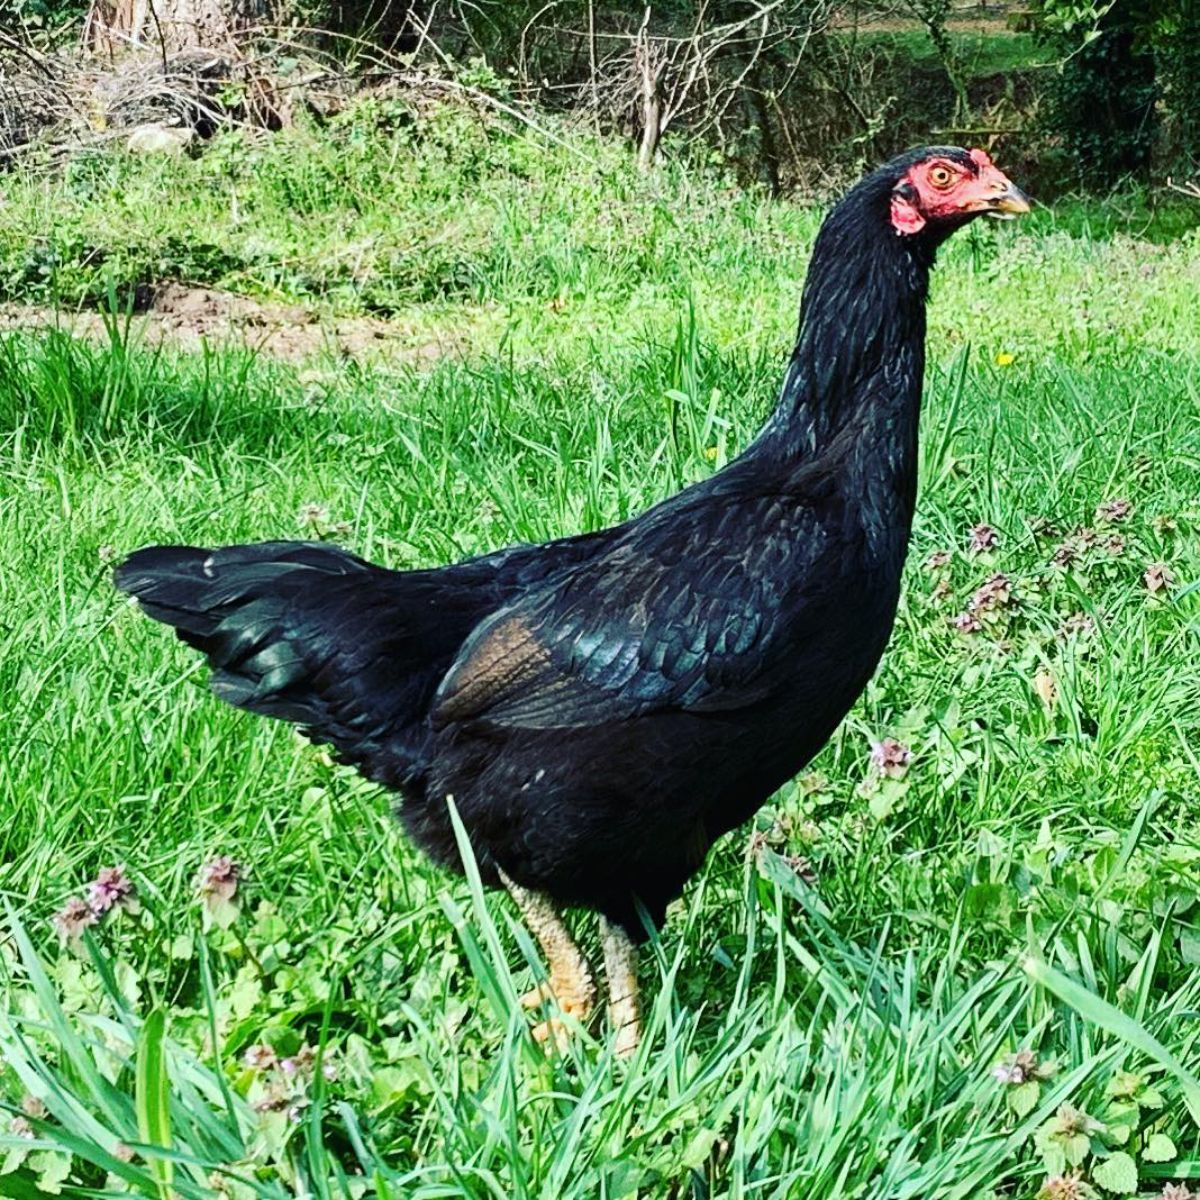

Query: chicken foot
[601,917,641,1058]
[499,871,641,1057]
[500,869,596,1050]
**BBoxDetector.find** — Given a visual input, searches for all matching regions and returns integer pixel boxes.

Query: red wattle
[890,194,926,235]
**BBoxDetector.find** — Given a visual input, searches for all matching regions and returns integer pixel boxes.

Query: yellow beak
[992,181,1032,215]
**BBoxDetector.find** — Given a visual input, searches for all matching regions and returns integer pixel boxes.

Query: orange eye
[928,165,955,189]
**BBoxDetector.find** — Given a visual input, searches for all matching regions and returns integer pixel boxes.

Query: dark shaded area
[1046,21,1158,186]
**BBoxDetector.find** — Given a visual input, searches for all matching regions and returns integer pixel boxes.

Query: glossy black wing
[433,495,823,730]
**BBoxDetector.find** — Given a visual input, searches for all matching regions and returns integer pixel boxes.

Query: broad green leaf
[1092,1151,1138,1194]
[1009,1081,1040,1118]
[29,1151,71,1196]
[1065,1132,1090,1167]
[1040,1143,1067,1177]
[1180,927,1200,966]
[1143,1133,1176,1162]
[1104,1100,1139,1142]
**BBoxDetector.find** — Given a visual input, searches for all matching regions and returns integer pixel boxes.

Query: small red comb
[969,148,995,169]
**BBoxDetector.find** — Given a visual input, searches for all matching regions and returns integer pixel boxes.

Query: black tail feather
[114,541,444,786]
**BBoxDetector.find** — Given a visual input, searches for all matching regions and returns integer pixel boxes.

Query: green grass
[3,107,1200,1198]
[831,27,1044,79]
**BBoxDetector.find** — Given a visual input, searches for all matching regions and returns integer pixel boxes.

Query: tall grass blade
[135,1008,174,1197]
[1024,955,1200,1125]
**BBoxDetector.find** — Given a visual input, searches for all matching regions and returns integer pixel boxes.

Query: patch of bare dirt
[0,282,457,364]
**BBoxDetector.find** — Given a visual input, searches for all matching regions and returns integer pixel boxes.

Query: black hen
[116,146,1028,1053]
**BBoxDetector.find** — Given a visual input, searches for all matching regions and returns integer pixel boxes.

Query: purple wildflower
[280,1044,317,1079]
[951,611,982,634]
[297,503,330,531]
[197,855,242,903]
[870,738,912,779]
[993,1048,1054,1086]
[1037,1176,1091,1200]
[1058,611,1095,639]
[88,865,138,916]
[1144,562,1176,594]
[968,524,999,554]
[243,1044,278,1071]
[1095,498,1133,524]
[968,572,1014,614]
[1051,1104,1103,1136]
[1051,541,1076,568]
[53,897,97,945]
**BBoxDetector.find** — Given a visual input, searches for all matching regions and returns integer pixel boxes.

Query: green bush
[1039,0,1200,181]
[1044,18,1158,185]
[1155,0,1200,170]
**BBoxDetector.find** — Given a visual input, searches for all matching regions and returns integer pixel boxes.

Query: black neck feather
[756,162,944,464]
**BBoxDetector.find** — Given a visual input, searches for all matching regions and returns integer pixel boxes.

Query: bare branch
[1166,177,1200,201]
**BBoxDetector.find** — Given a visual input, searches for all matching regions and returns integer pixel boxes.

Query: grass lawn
[830,25,1044,78]
[3,101,1200,1198]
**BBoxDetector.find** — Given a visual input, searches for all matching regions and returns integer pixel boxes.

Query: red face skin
[890,149,1029,236]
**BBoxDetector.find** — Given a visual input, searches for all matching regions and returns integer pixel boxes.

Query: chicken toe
[501,869,596,1049]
